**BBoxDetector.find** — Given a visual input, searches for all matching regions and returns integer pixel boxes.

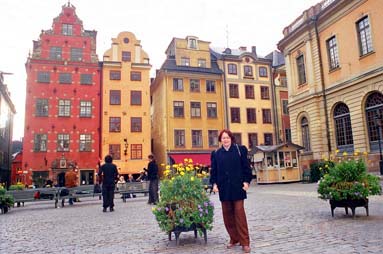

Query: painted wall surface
[22,4,101,186]
[102,31,151,174]
[222,57,274,147]
[151,37,224,166]
[278,0,383,172]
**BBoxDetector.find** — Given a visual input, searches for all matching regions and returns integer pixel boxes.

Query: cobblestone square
[1,183,382,254]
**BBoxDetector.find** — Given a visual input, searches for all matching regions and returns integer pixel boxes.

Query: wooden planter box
[330,198,369,218]
[168,223,207,246]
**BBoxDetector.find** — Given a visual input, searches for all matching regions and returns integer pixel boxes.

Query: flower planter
[330,198,369,218]
[168,223,207,246]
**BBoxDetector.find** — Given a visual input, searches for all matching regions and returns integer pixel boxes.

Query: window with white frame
[356,16,373,56]
[79,134,91,152]
[58,99,71,117]
[34,134,47,152]
[57,134,70,152]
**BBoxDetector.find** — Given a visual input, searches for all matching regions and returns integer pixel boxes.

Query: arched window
[301,117,311,152]
[365,92,383,151]
[334,103,354,152]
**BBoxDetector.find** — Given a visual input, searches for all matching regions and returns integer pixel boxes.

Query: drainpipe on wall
[222,58,229,129]
[313,15,332,153]
[271,63,280,144]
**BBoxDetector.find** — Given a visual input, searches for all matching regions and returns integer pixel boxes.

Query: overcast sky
[0,0,320,140]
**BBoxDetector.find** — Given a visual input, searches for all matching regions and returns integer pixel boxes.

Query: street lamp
[374,114,383,175]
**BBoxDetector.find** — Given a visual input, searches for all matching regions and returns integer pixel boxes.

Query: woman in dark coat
[210,129,252,253]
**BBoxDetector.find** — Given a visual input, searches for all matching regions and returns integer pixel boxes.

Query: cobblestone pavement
[1,183,382,254]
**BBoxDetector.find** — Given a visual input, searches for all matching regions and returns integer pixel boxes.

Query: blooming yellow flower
[184,158,188,162]
[165,165,171,170]
[188,158,193,163]
[190,176,195,181]
[152,207,156,212]
[325,164,328,168]
[363,151,368,156]
[343,151,348,156]
[160,163,165,167]
[335,149,339,153]
[180,171,185,176]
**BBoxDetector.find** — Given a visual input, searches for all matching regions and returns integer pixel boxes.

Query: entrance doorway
[80,170,94,185]
[57,172,65,187]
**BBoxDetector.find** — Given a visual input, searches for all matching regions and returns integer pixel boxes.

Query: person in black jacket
[98,155,118,212]
[147,154,159,205]
[210,129,252,253]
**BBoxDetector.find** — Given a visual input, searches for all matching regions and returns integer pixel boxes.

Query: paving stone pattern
[1,183,382,254]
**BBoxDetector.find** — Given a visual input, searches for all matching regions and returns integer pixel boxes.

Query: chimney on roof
[251,46,257,55]
[239,46,247,51]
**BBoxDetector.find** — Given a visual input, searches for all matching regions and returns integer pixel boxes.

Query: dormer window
[198,59,206,67]
[181,57,190,66]
[188,37,197,49]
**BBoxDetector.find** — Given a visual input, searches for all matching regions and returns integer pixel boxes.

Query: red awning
[169,153,211,166]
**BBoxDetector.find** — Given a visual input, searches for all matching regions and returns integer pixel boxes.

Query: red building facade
[22,3,100,187]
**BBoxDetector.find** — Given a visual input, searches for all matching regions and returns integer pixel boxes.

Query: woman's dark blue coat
[210,144,252,201]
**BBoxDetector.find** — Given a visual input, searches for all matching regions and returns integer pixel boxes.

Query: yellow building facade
[102,31,151,174]
[278,0,383,172]
[151,36,225,166]
[212,47,274,150]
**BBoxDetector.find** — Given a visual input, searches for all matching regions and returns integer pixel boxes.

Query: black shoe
[110,208,114,212]
[103,208,107,212]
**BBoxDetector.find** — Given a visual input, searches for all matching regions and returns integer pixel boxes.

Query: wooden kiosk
[253,143,304,184]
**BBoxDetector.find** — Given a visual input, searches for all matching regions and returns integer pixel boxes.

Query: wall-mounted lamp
[123,138,128,156]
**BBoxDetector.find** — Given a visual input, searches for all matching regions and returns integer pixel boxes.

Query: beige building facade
[102,32,151,174]
[212,47,274,151]
[278,0,383,172]
[151,36,225,166]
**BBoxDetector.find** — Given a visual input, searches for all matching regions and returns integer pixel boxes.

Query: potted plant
[152,159,214,245]
[0,186,14,214]
[318,151,381,217]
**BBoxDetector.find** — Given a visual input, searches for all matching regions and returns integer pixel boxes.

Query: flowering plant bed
[317,150,381,217]
[152,159,214,244]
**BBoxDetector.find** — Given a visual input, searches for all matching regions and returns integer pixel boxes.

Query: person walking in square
[98,155,118,212]
[210,129,252,253]
[147,154,159,205]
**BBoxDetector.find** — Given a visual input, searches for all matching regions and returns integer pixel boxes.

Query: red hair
[218,129,236,143]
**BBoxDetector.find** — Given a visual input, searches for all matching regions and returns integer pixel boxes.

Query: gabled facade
[23,3,101,187]
[102,32,151,175]
[151,36,224,166]
[212,46,274,151]
[278,0,383,172]
[0,72,16,187]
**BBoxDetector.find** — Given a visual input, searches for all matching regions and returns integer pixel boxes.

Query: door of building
[80,170,94,185]
[57,172,65,187]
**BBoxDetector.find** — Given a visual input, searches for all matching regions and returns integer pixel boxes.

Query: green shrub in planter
[318,155,381,201]
[310,160,335,183]
[9,183,24,191]
[0,186,14,213]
